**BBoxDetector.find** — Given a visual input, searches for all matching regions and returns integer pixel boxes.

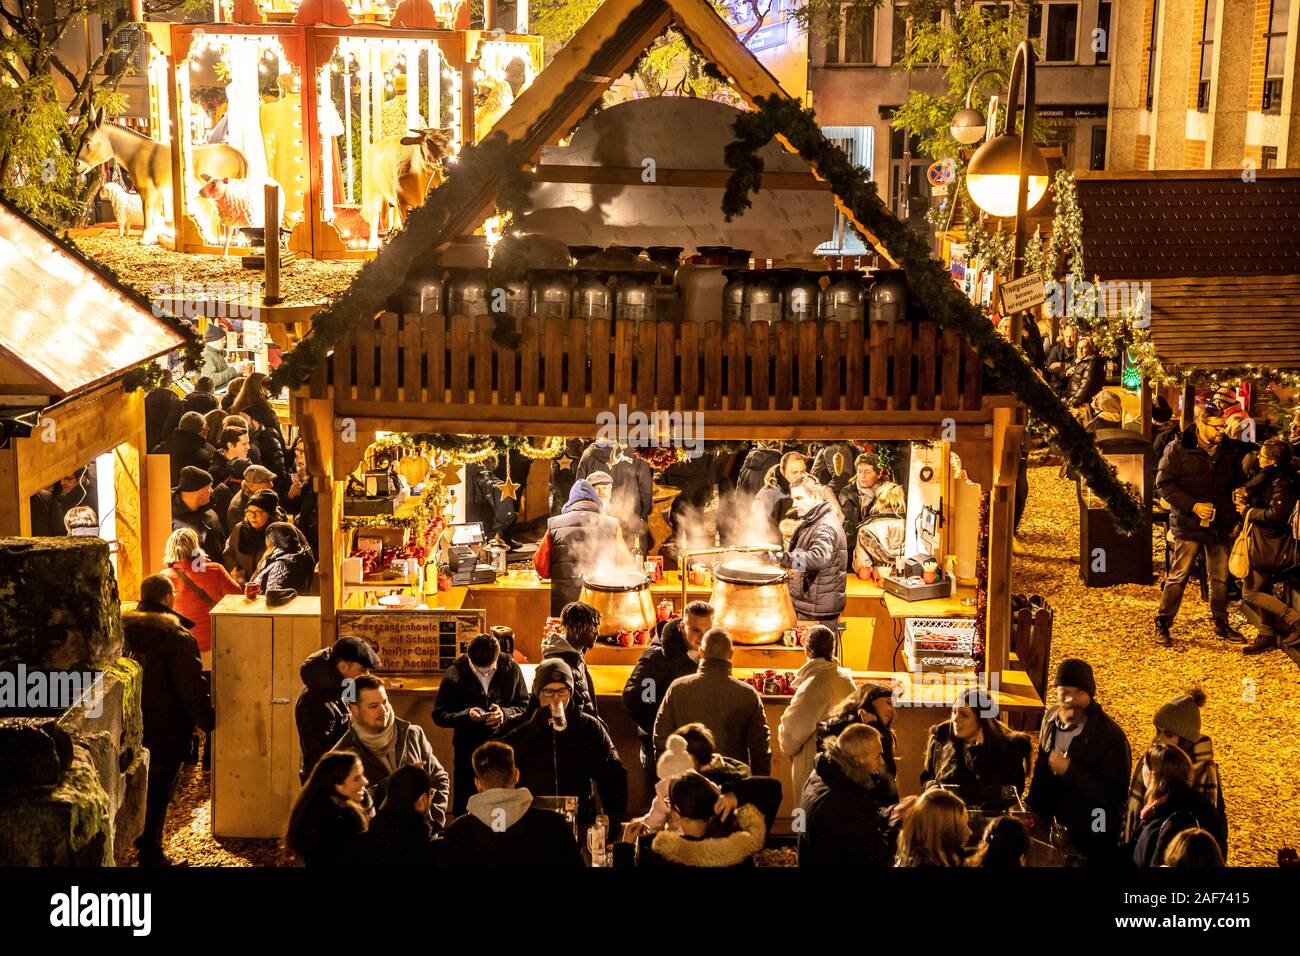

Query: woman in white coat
[777,625,856,801]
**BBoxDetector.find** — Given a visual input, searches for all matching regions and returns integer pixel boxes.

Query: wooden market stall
[0,201,188,600]
[140,0,542,259]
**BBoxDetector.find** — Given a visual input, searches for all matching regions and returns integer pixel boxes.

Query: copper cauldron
[579,569,656,634]
[710,561,797,645]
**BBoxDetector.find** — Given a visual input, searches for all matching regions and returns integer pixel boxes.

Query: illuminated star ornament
[556,454,574,471]
[500,459,519,500]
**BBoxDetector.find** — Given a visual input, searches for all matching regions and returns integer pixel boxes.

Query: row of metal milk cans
[401,246,907,329]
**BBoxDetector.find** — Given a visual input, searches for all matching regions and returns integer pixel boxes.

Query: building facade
[810,0,1113,244]
[1107,0,1299,169]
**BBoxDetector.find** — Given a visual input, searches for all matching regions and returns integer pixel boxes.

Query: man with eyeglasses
[1154,401,1249,647]
[498,658,627,827]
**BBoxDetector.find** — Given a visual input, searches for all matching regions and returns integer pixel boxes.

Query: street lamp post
[964,40,1047,345]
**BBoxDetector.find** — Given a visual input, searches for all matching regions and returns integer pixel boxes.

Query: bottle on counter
[573,270,613,325]
[447,268,489,317]
[743,270,783,324]
[530,271,573,321]
[783,269,822,324]
[613,271,656,326]
[722,268,746,328]
[823,270,865,326]
[588,814,609,866]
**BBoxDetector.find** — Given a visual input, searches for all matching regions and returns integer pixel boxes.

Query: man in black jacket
[621,601,714,773]
[124,575,216,867]
[295,636,381,782]
[1026,658,1132,865]
[438,741,584,867]
[433,632,530,814]
[154,411,217,486]
[145,370,180,449]
[799,724,897,867]
[498,658,628,827]
[1155,401,1248,646]
[342,765,440,867]
[775,475,848,625]
[171,466,226,561]
[160,376,219,440]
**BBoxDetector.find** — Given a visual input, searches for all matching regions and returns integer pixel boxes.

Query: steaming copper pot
[579,570,656,634]
[709,562,797,645]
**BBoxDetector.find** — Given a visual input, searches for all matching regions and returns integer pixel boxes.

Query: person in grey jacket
[652,628,771,775]
[332,675,450,830]
[775,475,848,624]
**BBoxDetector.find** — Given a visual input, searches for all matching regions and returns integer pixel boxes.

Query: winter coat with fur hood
[295,647,352,782]
[777,658,855,801]
[437,787,584,867]
[617,803,766,868]
[123,603,216,761]
[798,745,896,868]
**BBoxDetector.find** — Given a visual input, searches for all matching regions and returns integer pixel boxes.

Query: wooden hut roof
[0,201,186,399]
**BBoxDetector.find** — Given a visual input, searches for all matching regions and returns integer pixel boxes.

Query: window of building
[1145,0,1159,109]
[1097,2,1112,63]
[891,1,941,65]
[825,2,877,65]
[817,125,875,255]
[888,127,930,229]
[1090,126,1107,170]
[1197,0,1215,110]
[1263,0,1289,112]
[1261,145,1279,169]
[975,1,1012,17]
[1029,3,1080,62]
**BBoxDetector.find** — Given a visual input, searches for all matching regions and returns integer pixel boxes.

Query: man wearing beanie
[498,657,627,827]
[1154,399,1248,646]
[171,466,225,561]
[1121,688,1226,849]
[153,410,217,484]
[1026,658,1131,864]
[295,636,382,782]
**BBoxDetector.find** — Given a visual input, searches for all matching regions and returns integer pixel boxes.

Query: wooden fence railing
[309,313,992,413]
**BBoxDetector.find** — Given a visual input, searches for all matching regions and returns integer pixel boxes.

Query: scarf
[351,713,399,774]
[238,520,269,557]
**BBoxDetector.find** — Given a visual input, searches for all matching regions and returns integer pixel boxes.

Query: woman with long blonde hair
[895,788,970,867]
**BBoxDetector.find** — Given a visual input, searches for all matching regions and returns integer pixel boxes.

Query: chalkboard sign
[336,609,487,675]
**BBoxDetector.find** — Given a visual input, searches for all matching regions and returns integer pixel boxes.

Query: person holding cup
[1154,400,1249,648]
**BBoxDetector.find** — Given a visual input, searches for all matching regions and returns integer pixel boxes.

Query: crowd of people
[271,592,1230,868]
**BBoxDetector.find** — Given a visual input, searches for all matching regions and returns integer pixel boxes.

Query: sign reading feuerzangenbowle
[336,609,486,675]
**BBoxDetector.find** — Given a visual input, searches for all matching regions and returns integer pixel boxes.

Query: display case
[142,0,541,259]
[1078,427,1153,586]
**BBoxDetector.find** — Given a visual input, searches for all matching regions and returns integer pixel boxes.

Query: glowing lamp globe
[950,107,987,146]
[965,133,1049,218]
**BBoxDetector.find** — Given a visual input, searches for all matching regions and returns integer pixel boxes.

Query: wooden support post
[1141,377,1153,442]
[113,438,144,602]
[264,183,282,305]
[986,485,1015,674]
[1181,382,1195,431]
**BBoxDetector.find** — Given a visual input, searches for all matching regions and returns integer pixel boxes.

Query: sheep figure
[100,181,144,238]
[197,175,282,256]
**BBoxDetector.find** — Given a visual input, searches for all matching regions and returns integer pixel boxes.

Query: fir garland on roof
[719,94,1142,532]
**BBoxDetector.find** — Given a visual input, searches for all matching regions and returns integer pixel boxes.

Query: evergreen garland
[720,94,1142,532]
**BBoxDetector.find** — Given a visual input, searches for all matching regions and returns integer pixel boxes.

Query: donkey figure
[77,110,248,245]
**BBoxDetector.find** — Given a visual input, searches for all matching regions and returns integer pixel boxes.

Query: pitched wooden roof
[1144,274,1300,370]
[0,201,186,398]
[1075,170,1300,279]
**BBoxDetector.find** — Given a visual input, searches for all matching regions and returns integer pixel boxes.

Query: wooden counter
[386,660,1043,836]
[442,570,978,672]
